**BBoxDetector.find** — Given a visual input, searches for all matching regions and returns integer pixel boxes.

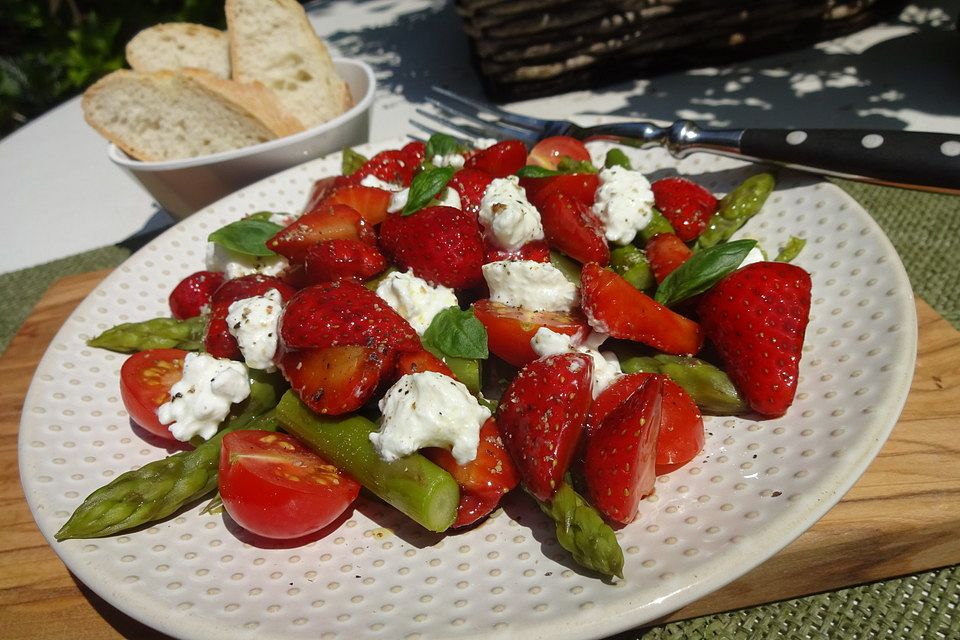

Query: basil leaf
[422,306,488,359]
[775,236,806,263]
[342,147,368,175]
[424,133,465,160]
[207,218,282,257]
[516,165,561,178]
[654,239,757,306]
[402,167,455,216]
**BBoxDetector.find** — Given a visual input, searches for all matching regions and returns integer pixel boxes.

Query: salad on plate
[57,133,812,580]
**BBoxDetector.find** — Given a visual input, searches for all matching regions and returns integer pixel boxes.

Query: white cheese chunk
[359,174,404,192]
[591,165,655,245]
[478,176,544,251]
[156,353,250,442]
[432,153,466,168]
[226,289,283,371]
[370,372,491,464]
[204,242,288,281]
[737,246,767,270]
[482,260,578,312]
[375,270,458,335]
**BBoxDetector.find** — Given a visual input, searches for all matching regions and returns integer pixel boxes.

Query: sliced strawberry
[349,149,416,186]
[496,352,593,501]
[168,270,224,319]
[697,262,811,417]
[580,263,703,355]
[483,238,551,264]
[317,184,392,226]
[473,298,590,367]
[464,140,527,178]
[267,204,376,263]
[651,177,718,242]
[449,168,494,218]
[394,348,455,379]
[279,280,421,353]
[538,191,610,265]
[205,275,296,359]
[303,238,388,284]
[304,175,350,213]
[584,375,664,524]
[520,173,599,209]
[586,373,704,475]
[279,345,394,415]
[645,233,693,283]
[400,140,427,168]
[424,418,519,527]
[378,205,485,289]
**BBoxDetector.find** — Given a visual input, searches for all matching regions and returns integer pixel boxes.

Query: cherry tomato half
[219,431,361,539]
[119,348,188,441]
[526,136,592,170]
[472,299,590,367]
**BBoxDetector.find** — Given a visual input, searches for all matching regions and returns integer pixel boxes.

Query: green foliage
[0,0,226,137]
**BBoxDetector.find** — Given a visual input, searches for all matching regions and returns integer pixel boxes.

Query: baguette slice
[126,23,231,79]
[82,68,305,162]
[226,0,352,129]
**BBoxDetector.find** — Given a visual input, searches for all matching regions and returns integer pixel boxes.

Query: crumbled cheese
[432,153,466,168]
[360,174,404,192]
[156,353,250,442]
[591,165,655,245]
[205,242,288,281]
[226,289,283,371]
[737,246,767,269]
[478,176,544,251]
[474,138,497,150]
[370,372,491,464]
[375,270,458,335]
[482,260,578,312]
[531,328,622,398]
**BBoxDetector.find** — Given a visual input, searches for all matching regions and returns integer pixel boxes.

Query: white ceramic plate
[19,140,917,640]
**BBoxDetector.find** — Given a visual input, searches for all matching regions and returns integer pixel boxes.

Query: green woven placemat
[2,181,958,639]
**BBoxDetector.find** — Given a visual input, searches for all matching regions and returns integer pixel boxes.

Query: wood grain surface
[1,270,958,638]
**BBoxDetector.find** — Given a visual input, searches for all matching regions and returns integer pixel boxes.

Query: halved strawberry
[472,298,590,367]
[424,418,519,528]
[464,140,527,178]
[449,168,494,218]
[400,140,427,168]
[697,262,811,417]
[584,375,664,524]
[538,191,610,265]
[304,175,350,213]
[316,184,392,226]
[267,204,376,263]
[168,270,224,319]
[651,177,718,242]
[378,205,485,289]
[349,149,416,186]
[483,239,551,264]
[520,173,599,209]
[645,233,693,282]
[279,280,421,353]
[279,345,394,415]
[303,238,388,284]
[205,275,296,359]
[580,263,703,355]
[496,352,593,501]
[586,373,704,475]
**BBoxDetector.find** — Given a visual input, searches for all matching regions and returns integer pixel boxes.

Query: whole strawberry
[697,262,812,417]
[378,205,485,289]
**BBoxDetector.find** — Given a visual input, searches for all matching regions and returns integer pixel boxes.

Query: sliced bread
[225,0,352,128]
[82,68,305,162]
[126,23,231,79]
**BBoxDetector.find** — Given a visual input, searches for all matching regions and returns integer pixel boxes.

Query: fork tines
[411,86,543,146]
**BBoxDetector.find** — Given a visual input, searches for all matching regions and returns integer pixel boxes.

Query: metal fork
[417,86,960,195]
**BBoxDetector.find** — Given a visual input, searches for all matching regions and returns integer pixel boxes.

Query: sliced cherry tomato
[219,431,361,539]
[119,348,187,441]
[520,172,599,209]
[538,191,610,265]
[526,136,591,170]
[472,298,589,367]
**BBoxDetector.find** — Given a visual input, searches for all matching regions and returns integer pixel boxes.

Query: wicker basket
[455,0,904,101]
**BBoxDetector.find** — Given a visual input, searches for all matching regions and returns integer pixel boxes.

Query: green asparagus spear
[549,251,582,284]
[534,481,624,579]
[441,356,482,395]
[609,244,655,291]
[695,173,775,250]
[637,208,675,244]
[86,316,206,353]
[619,354,747,414]
[55,380,282,540]
[603,148,632,170]
[275,391,460,533]
[775,236,807,263]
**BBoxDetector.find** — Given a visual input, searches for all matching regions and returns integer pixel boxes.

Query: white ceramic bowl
[107,58,375,219]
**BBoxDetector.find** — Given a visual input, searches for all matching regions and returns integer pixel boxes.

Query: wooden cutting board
[2,270,958,638]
